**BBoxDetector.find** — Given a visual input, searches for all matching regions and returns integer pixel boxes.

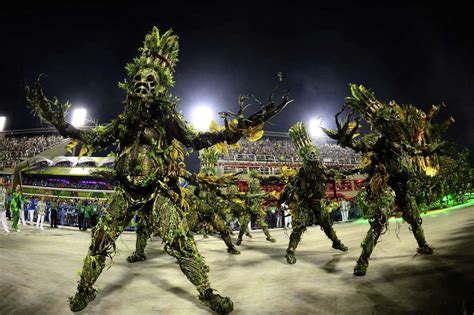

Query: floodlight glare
[191,105,214,131]
[0,116,5,132]
[71,108,87,127]
[309,118,325,138]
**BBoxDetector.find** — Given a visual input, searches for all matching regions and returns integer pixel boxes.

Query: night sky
[1,2,474,158]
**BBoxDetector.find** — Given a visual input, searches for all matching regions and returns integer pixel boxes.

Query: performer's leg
[402,197,433,254]
[12,209,19,231]
[314,208,347,251]
[20,209,26,225]
[286,208,310,264]
[0,210,9,233]
[40,215,44,229]
[212,215,240,254]
[354,213,386,276]
[221,228,240,254]
[245,229,252,238]
[255,214,275,242]
[29,210,34,225]
[127,220,149,263]
[236,213,250,245]
[158,198,233,314]
[69,192,134,312]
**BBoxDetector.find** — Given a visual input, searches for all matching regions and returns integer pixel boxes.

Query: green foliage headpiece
[199,147,219,176]
[120,27,180,96]
[289,122,320,162]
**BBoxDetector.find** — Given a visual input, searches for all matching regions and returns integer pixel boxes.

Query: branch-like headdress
[288,122,321,162]
[121,27,180,90]
[199,147,219,175]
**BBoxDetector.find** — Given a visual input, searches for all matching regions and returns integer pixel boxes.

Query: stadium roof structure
[78,156,98,167]
[23,156,115,177]
[51,156,77,167]
[98,156,115,167]
[29,156,53,167]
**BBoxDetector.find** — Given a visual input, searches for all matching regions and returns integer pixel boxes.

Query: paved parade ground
[1,205,474,315]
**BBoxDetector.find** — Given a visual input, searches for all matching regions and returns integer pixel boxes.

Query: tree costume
[127,147,242,263]
[226,183,252,239]
[126,195,169,263]
[279,122,348,265]
[26,27,290,314]
[236,174,276,245]
[187,147,241,254]
[323,84,453,276]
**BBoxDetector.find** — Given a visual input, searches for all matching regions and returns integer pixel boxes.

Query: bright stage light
[309,117,325,138]
[0,116,6,132]
[191,105,214,131]
[71,108,87,127]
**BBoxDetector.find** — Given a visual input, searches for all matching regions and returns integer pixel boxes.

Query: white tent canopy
[29,156,53,167]
[51,156,77,166]
[77,156,98,167]
[98,156,115,167]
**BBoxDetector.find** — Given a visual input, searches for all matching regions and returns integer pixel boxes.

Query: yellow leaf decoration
[359,153,373,168]
[209,120,219,132]
[66,139,79,154]
[231,198,245,206]
[247,129,264,142]
[269,190,281,200]
[79,146,88,158]
[245,123,264,142]
[347,121,358,130]
[227,119,240,133]
[229,142,241,150]
[214,142,229,156]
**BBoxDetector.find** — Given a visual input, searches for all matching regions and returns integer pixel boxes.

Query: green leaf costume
[323,84,453,276]
[26,26,290,314]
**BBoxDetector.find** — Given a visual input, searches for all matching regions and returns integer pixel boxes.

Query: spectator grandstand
[0,134,64,168]
[219,137,361,165]
[217,136,362,176]
[22,176,114,190]
[0,130,367,228]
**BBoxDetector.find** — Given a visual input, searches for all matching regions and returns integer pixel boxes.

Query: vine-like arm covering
[166,93,292,150]
[325,166,363,179]
[277,177,297,207]
[322,108,376,153]
[26,78,119,150]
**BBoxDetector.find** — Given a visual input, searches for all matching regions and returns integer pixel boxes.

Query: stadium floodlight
[191,105,214,131]
[0,116,5,132]
[71,108,87,127]
[309,117,325,138]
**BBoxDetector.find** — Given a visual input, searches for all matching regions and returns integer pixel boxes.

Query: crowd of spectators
[2,191,362,233]
[219,137,361,166]
[236,197,362,231]
[224,138,297,161]
[0,135,64,168]
[3,195,112,230]
[319,143,361,165]
[22,176,114,190]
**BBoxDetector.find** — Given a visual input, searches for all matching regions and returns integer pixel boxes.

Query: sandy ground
[1,205,473,315]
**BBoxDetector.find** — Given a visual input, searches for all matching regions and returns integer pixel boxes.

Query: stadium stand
[0,134,64,168]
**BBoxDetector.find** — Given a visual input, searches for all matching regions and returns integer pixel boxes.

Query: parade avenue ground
[1,204,474,315]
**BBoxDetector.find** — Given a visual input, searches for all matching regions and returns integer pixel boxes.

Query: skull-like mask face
[132,68,159,98]
[301,146,320,162]
[200,165,216,177]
